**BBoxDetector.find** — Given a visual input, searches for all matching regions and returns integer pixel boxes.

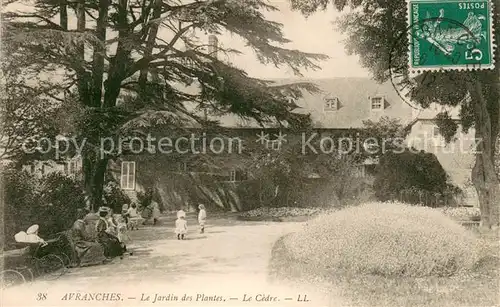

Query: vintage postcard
[1,0,498,307]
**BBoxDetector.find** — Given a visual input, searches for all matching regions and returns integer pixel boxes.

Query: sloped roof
[207,77,416,129]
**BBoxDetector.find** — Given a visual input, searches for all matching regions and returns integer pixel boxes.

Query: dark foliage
[3,168,135,250]
[103,180,131,212]
[3,170,86,250]
[374,149,460,205]
[136,189,152,210]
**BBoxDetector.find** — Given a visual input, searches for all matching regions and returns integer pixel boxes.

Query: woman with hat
[69,209,107,266]
[96,207,124,259]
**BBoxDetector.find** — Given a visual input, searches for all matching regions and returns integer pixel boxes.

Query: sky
[220,1,370,79]
[4,0,370,79]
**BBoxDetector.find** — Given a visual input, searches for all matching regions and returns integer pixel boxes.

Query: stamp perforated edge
[406,0,497,75]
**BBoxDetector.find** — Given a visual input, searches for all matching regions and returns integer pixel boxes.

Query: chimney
[208,35,218,59]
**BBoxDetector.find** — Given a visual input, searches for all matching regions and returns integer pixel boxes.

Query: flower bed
[437,207,481,221]
[238,207,327,221]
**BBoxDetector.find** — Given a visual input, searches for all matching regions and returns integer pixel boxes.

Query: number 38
[465,48,483,61]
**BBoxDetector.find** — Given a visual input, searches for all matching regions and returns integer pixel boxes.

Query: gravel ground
[2,215,338,307]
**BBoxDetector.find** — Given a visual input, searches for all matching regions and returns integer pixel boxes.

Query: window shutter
[128,162,136,190]
[120,162,128,189]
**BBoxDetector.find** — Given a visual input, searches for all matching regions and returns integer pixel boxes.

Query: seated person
[127,203,139,218]
[83,212,100,240]
[96,207,125,259]
[127,203,140,230]
[106,209,119,237]
[69,209,107,267]
[121,203,129,224]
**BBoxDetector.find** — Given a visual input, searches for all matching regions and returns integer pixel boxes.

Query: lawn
[269,220,499,307]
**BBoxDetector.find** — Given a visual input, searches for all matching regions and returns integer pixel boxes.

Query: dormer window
[324,97,338,111]
[433,126,440,138]
[370,97,384,111]
[229,169,236,182]
[266,139,282,150]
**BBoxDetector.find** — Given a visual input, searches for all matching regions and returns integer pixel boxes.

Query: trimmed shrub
[283,201,480,277]
[374,150,460,205]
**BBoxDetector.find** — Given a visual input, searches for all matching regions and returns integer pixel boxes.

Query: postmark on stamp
[407,0,495,72]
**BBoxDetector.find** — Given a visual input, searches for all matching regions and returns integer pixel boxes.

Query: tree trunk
[83,154,109,211]
[59,0,68,30]
[103,0,131,107]
[75,0,90,107]
[91,0,109,107]
[75,0,95,210]
[138,0,162,91]
[469,76,500,229]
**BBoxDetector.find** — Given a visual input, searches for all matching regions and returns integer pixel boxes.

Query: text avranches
[60,292,122,301]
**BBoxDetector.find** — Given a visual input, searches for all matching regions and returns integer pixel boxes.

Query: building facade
[20,35,478,209]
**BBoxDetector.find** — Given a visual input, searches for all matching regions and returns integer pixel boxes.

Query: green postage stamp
[407,0,495,71]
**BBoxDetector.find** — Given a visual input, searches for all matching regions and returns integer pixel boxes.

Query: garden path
[2,215,343,307]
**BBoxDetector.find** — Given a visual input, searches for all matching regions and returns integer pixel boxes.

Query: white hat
[26,224,39,235]
[98,206,110,213]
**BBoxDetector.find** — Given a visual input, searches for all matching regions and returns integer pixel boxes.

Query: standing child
[151,201,161,225]
[175,210,188,240]
[198,204,207,234]
[121,203,129,226]
[127,203,140,230]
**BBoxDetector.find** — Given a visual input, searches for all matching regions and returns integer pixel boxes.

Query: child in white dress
[198,204,207,234]
[127,203,140,230]
[175,210,188,240]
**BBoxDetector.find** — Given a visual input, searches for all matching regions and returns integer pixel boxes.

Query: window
[120,161,136,190]
[177,162,187,172]
[266,139,282,150]
[229,169,236,182]
[355,165,366,178]
[41,164,45,175]
[324,97,338,111]
[226,169,247,182]
[30,164,35,174]
[433,126,440,138]
[365,164,377,176]
[68,160,78,176]
[371,97,384,110]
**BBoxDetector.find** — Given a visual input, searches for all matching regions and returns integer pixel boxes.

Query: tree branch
[125,22,201,78]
